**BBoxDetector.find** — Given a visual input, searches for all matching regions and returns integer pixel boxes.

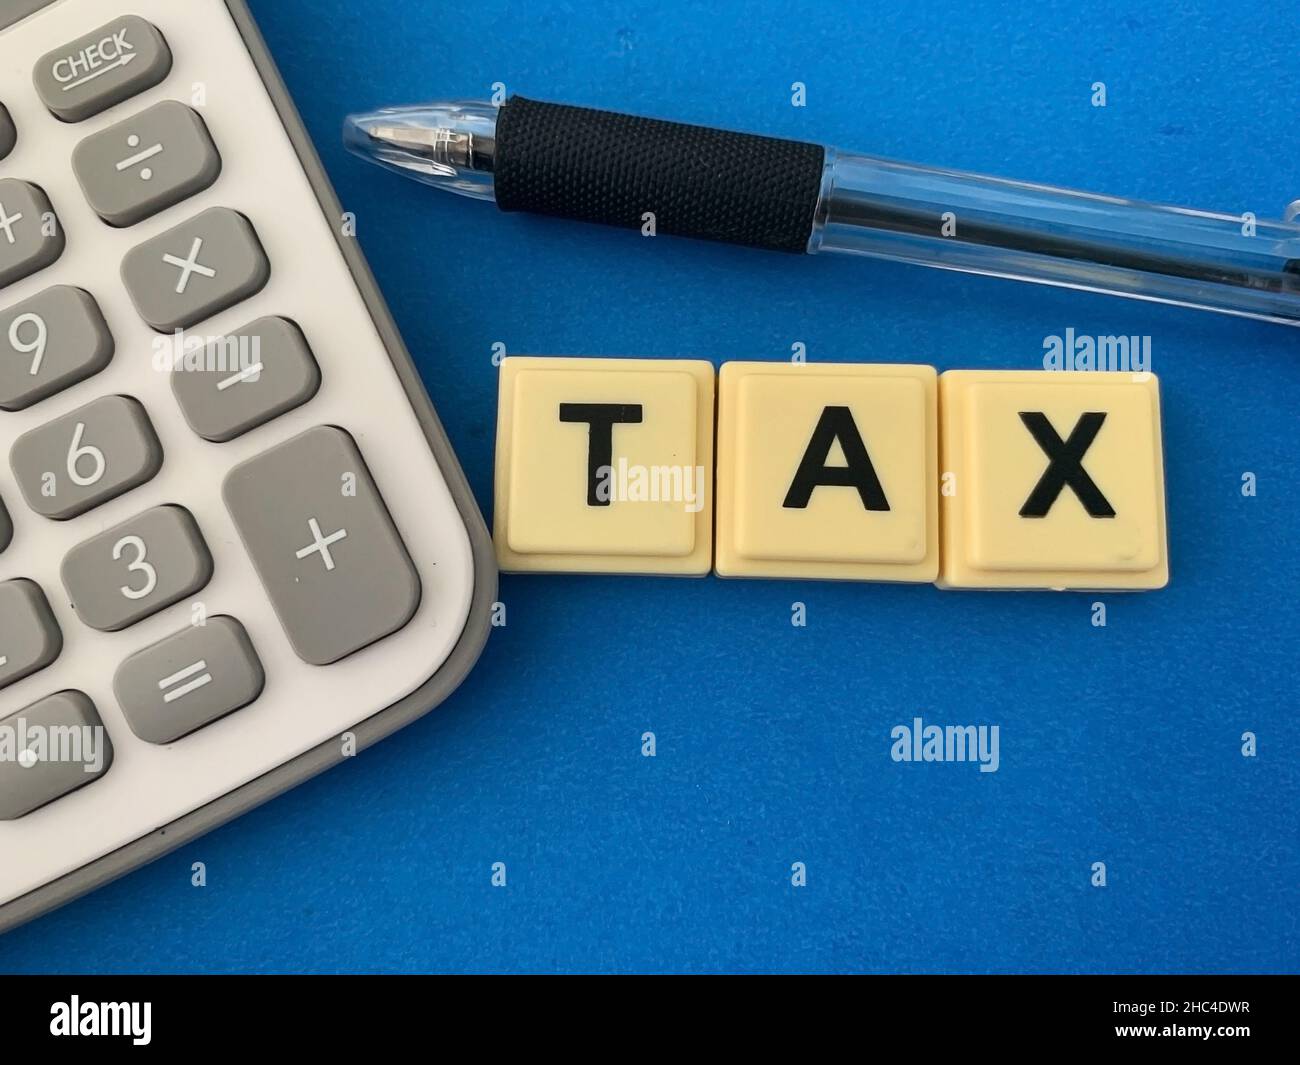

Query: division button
[73,101,221,227]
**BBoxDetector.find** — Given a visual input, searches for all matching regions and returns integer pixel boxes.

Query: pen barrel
[494,96,825,252]
[813,149,1300,325]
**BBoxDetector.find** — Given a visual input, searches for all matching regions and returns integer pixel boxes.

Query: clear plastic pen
[344,97,1300,327]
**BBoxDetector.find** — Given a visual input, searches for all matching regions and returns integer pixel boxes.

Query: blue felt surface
[3,0,1298,974]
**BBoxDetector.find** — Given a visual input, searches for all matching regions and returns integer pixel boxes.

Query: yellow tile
[938,370,1168,590]
[494,356,714,574]
[716,361,938,581]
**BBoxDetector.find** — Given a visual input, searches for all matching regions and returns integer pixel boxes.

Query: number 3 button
[10,395,162,519]
[62,505,213,631]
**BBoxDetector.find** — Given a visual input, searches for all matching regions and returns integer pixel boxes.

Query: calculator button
[0,579,62,690]
[0,691,111,820]
[0,103,15,160]
[172,317,321,442]
[223,426,421,665]
[0,179,65,290]
[10,395,162,520]
[0,286,114,411]
[121,207,270,331]
[114,616,264,744]
[0,494,10,553]
[73,101,221,228]
[61,505,212,632]
[33,16,172,124]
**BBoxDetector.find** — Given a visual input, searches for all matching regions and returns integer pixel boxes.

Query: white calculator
[0,0,495,932]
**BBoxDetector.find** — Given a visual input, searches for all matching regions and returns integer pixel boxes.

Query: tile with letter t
[494,356,714,574]
[938,370,1168,590]
[715,361,939,581]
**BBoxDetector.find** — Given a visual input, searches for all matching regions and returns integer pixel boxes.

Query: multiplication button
[33,16,172,123]
[0,286,114,411]
[73,101,221,227]
[0,179,65,290]
[122,207,270,331]
[223,426,421,665]
[114,617,264,743]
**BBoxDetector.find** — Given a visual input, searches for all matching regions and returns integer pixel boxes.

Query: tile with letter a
[494,356,714,575]
[715,361,938,581]
[938,370,1168,590]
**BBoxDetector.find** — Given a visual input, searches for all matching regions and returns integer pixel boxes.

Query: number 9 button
[61,505,212,632]
[0,287,114,412]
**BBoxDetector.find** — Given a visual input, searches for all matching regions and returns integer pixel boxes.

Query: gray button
[224,426,421,665]
[0,691,112,820]
[62,504,212,632]
[0,286,114,411]
[122,207,270,331]
[0,102,15,160]
[0,179,65,289]
[0,494,10,553]
[114,616,263,743]
[33,16,172,123]
[0,579,62,690]
[73,101,221,228]
[11,395,162,520]
[172,317,321,442]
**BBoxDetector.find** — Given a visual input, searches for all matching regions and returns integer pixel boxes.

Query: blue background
[3,0,1298,973]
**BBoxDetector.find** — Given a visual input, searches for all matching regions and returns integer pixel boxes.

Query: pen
[344,96,1300,327]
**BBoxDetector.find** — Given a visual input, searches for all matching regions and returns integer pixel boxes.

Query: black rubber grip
[494,96,825,253]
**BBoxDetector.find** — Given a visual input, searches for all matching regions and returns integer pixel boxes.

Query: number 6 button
[10,395,162,519]
[61,505,213,631]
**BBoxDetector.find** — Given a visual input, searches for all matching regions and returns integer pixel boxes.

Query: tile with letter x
[715,361,939,581]
[494,356,714,575]
[938,370,1168,590]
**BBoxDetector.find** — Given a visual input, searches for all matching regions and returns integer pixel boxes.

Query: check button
[122,207,270,331]
[34,16,172,123]
[223,426,421,665]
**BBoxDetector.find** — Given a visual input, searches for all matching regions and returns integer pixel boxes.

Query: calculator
[0,0,495,933]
